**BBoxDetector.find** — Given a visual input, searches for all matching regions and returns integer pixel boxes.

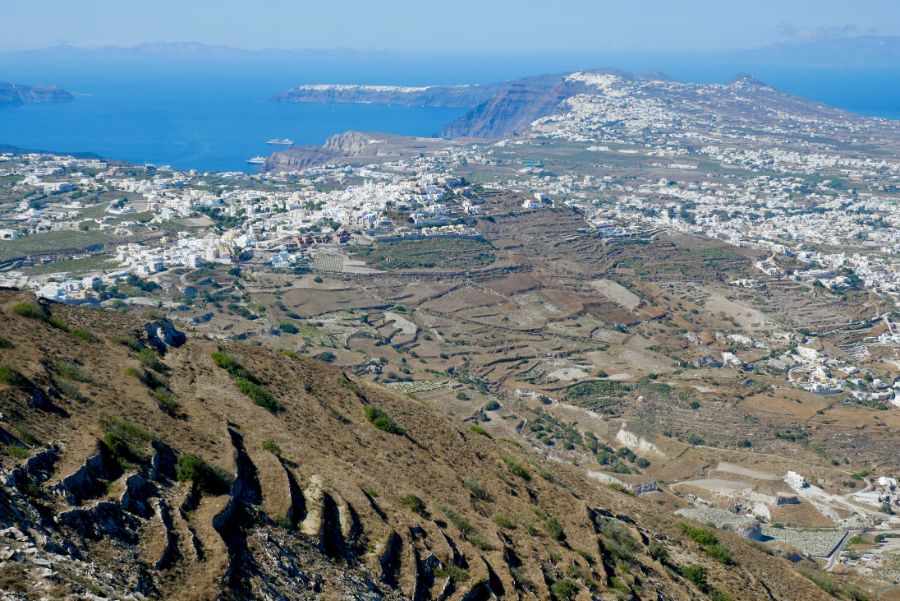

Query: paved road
[825,530,855,571]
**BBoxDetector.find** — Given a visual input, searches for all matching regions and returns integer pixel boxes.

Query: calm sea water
[0,54,897,172]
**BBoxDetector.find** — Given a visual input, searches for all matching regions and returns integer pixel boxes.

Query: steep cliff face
[0,290,835,600]
[0,83,73,108]
[441,79,585,139]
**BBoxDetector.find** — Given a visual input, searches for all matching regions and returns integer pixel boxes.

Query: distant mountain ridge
[8,36,900,68]
[730,35,900,68]
[0,82,72,108]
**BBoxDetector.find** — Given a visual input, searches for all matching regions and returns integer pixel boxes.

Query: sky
[1,0,898,53]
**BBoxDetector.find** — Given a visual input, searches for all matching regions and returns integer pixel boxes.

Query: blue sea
[0,52,898,172]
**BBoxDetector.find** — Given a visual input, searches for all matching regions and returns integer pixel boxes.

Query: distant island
[272,82,502,108]
[0,82,73,108]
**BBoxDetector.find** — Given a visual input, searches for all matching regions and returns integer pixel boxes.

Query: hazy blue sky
[2,0,897,52]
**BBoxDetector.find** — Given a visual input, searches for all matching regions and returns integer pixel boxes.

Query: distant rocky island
[272,82,500,108]
[0,82,73,108]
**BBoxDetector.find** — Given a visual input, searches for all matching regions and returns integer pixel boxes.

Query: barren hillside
[0,289,842,600]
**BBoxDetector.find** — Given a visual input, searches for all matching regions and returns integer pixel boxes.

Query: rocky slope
[0,289,840,600]
[0,83,72,108]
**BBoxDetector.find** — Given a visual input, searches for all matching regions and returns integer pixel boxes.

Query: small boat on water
[266,138,294,145]
[247,156,267,164]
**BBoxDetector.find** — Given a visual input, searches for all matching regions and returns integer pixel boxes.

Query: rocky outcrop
[262,131,418,173]
[53,442,122,505]
[6,445,58,489]
[143,319,186,353]
[57,501,142,543]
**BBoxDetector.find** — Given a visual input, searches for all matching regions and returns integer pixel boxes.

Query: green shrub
[0,335,13,348]
[678,523,732,564]
[607,482,635,496]
[438,504,494,549]
[550,578,579,600]
[434,564,469,583]
[327,405,350,423]
[463,478,491,502]
[709,589,734,601]
[16,429,39,447]
[131,366,166,390]
[313,351,336,363]
[235,378,283,413]
[211,351,281,411]
[12,301,45,320]
[682,564,707,588]
[100,416,153,465]
[566,379,629,399]
[601,519,639,563]
[510,566,534,590]
[51,374,84,400]
[279,323,299,334]
[483,400,500,411]
[679,523,719,546]
[176,453,233,495]
[138,348,168,373]
[704,543,732,565]
[71,328,99,343]
[800,569,839,595]
[494,514,516,529]
[543,514,565,541]
[274,513,295,530]
[400,494,426,515]
[261,439,282,458]
[48,316,70,332]
[56,360,93,383]
[152,388,180,417]
[500,455,531,480]
[2,444,29,459]
[469,424,491,438]
[211,351,258,383]
[0,364,26,387]
[466,532,495,551]
[110,334,141,350]
[364,406,404,435]
[649,542,669,562]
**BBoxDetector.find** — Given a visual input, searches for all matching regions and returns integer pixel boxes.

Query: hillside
[0,289,848,600]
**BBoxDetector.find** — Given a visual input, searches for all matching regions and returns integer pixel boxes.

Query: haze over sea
[1,51,898,173]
